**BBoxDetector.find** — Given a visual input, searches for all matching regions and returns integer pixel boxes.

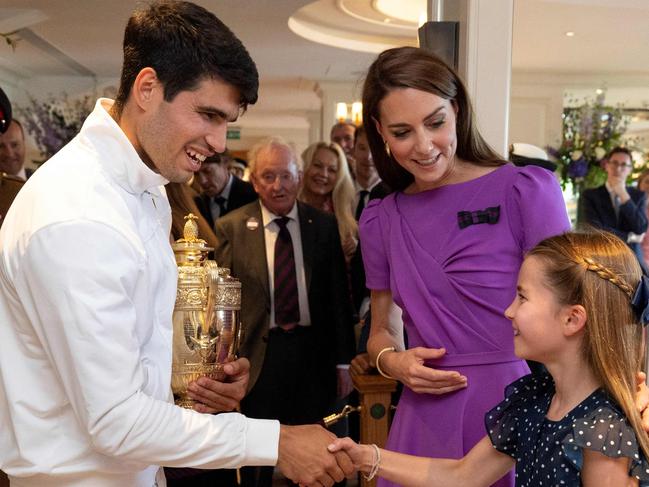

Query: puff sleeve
[506,165,571,253]
[485,373,551,460]
[562,401,649,484]
[359,197,391,290]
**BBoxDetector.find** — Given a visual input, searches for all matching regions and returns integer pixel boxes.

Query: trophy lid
[171,213,213,264]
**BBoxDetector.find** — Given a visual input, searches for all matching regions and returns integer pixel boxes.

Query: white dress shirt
[353,178,381,214]
[15,166,27,181]
[259,202,311,329]
[0,99,278,487]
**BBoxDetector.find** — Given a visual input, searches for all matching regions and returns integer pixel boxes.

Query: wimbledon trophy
[171,214,242,409]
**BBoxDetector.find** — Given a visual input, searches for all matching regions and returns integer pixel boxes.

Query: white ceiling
[512,0,649,74]
[0,0,648,85]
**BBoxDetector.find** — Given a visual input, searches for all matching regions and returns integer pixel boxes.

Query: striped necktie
[273,216,300,326]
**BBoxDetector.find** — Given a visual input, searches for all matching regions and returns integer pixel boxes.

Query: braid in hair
[573,255,635,297]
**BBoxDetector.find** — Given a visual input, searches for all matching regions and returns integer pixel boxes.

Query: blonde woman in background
[300,142,358,262]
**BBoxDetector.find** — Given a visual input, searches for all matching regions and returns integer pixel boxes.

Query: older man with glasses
[213,136,356,487]
[579,146,648,270]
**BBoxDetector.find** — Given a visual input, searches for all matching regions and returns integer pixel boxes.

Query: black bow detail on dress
[457,206,500,229]
[631,275,649,326]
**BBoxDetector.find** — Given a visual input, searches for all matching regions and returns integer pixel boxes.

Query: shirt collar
[15,167,27,181]
[79,98,168,195]
[355,178,381,193]
[259,200,299,228]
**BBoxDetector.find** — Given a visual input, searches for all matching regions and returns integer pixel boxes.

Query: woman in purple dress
[359,47,570,487]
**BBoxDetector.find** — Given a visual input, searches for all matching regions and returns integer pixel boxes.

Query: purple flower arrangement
[548,90,634,191]
[19,94,93,163]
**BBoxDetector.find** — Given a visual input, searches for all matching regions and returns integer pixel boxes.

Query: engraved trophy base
[171,361,229,409]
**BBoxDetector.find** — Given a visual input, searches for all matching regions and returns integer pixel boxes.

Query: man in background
[214,136,356,487]
[579,146,648,270]
[0,120,32,180]
[195,150,257,229]
[330,122,355,161]
[0,92,30,228]
[330,122,356,177]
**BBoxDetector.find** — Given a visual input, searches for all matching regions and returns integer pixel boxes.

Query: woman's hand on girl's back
[383,347,468,395]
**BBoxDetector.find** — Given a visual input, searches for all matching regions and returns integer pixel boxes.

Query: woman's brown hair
[362,46,505,191]
[528,231,649,459]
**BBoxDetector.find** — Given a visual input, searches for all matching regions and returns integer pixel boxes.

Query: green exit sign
[227,128,241,140]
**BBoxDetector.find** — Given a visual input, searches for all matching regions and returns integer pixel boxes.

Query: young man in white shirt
[0,2,352,486]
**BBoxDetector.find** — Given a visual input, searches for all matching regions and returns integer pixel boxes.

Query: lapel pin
[246,217,260,231]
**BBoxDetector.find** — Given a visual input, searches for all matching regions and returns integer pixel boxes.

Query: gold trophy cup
[171,214,241,409]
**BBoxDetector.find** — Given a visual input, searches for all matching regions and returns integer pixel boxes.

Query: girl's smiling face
[505,256,572,363]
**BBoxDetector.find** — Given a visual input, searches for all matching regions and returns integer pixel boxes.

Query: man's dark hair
[113,1,258,117]
[204,148,231,165]
[608,146,632,159]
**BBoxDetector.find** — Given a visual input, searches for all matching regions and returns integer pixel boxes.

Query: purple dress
[360,164,570,487]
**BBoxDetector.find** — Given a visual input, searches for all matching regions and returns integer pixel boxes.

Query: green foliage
[549,90,636,191]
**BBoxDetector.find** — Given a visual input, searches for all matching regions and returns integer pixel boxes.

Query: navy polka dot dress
[485,373,649,486]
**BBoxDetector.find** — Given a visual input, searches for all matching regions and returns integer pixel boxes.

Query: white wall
[509,71,649,155]
[1,71,334,166]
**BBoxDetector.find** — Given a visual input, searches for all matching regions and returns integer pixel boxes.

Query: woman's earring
[384,141,391,157]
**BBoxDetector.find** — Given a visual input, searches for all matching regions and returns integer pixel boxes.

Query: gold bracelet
[361,443,381,481]
[375,346,396,380]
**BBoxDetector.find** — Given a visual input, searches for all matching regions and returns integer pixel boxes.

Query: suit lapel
[597,185,617,224]
[240,202,270,302]
[297,202,314,291]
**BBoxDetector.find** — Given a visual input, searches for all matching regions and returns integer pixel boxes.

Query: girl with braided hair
[331,231,649,486]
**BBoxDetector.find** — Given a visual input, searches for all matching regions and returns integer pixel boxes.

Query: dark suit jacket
[194,176,257,230]
[213,200,355,405]
[350,181,391,313]
[579,184,648,265]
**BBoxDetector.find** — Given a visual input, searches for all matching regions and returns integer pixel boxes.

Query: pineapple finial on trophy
[179,213,203,243]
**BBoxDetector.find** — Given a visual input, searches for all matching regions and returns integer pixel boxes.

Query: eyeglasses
[258,172,297,184]
[608,161,632,169]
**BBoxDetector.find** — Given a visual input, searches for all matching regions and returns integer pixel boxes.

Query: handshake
[277,425,356,487]
[189,357,369,486]
[278,427,376,487]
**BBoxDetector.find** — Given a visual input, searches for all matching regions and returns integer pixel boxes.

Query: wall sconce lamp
[336,101,363,126]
